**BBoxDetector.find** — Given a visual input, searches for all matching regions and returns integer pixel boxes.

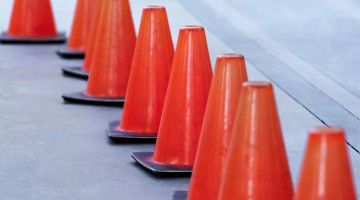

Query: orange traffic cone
[57,0,100,59]
[0,0,65,43]
[217,81,293,200]
[293,127,357,200]
[62,0,136,106]
[107,6,174,142]
[132,25,213,176]
[62,0,104,79]
[181,54,248,200]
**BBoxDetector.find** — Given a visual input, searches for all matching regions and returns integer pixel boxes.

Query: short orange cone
[62,0,136,106]
[293,127,357,200]
[181,54,248,200]
[217,81,293,200]
[62,0,104,79]
[107,6,174,142]
[57,0,100,59]
[132,26,213,176]
[0,0,65,43]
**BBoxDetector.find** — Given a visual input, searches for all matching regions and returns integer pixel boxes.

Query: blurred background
[0,0,76,33]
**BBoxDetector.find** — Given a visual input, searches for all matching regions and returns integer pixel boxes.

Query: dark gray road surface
[0,0,359,199]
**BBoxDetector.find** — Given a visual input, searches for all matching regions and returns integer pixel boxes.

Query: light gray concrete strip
[178,0,360,151]
[197,0,360,121]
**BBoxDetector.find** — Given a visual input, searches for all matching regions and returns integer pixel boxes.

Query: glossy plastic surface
[187,54,248,200]
[82,0,104,72]
[218,81,293,200]
[153,26,213,166]
[293,127,357,200]
[67,0,100,51]
[85,0,136,98]
[119,6,174,135]
[8,0,57,37]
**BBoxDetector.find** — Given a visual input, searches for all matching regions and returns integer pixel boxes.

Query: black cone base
[62,66,88,80]
[107,121,157,143]
[56,47,85,59]
[131,152,192,177]
[0,32,66,44]
[62,92,124,106]
[172,191,188,200]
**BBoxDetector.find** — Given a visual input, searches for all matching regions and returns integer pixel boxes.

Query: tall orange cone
[0,0,66,43]
[62,0,104,79]
[180,54,248,200]
[57,0,100,59]
[132,25,213,176]
[107,6,174,142]
[217,81,293,200]
[62,0,136,106]
[293,127,357,200]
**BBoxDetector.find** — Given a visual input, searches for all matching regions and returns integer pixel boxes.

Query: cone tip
[309,126,345,141]
[310,126,344,134]
[144,5,165,10]
[243,81,272,89]
[180,25,204,31]
[217,53,244,59]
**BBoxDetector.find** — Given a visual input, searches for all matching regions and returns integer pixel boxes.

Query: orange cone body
[85,0,136,98]
[187,54,248,200]
[82,0,104,72]
[218,81,293,200]
[153,26,213,166]
[67,0,100,51]
[118,6,174,134]
[8,0,57,37]
[293,127,357,200]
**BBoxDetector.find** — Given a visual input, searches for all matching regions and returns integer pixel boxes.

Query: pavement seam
[201,0,360,119]
[177,0,360,154]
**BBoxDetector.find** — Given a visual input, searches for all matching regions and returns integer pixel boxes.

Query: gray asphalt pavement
[0,0,359,199]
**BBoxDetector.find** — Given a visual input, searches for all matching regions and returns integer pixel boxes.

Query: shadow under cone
[57,0,100,59]
[108,6,174,142]
[0,0,65,44]
[62,0,104,79]
[186,54,248,200]
[293,127,357,200]
[132,26,213,176]
[62,0,136,106]
[218,81,293,200]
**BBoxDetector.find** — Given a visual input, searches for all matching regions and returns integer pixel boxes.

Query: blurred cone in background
[293,127,357,200]
[182,54,248,200]
[57,0,100,59]
[132,26,213,176]
[62,0,136,106]
[107,6,174,142]
[0,0,66,43]
[62,0,104,79]
[218,81,293,200]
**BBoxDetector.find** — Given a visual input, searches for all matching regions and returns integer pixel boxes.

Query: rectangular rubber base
[0,32,66,44]
[56,47,85,59]
[62,66,88,80]
[62,92,124,107]
[107,121,157,143]
[131,152,192,177]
